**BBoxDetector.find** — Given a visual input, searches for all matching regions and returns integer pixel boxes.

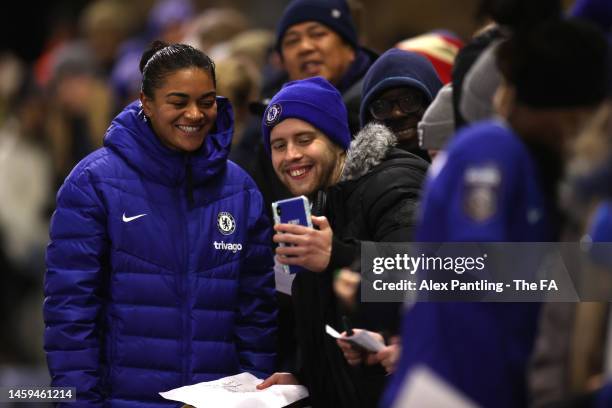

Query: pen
[342,315,354,336]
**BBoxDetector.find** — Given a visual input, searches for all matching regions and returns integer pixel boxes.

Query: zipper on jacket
[185,157,194,208]
[178,184,192,386]
[180,155,193,385]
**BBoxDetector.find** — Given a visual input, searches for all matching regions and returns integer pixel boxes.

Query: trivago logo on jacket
[213,241,243,253]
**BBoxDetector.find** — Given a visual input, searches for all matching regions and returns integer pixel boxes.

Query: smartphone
[272,196,313,274]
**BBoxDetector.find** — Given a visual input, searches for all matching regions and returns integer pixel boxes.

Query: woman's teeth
[177,125,200,132]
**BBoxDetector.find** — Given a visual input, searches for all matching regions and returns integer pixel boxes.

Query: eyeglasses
[369,93,424,120]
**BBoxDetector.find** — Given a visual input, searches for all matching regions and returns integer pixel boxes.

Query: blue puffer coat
[44,98,277,407]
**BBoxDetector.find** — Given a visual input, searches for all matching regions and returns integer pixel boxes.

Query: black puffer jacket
[292,123,429,408]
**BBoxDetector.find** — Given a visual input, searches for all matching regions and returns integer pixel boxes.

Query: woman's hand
[256,372,300,390]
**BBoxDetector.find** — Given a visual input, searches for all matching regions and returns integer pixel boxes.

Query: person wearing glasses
[333,48,442,382]
[359,48,443,162]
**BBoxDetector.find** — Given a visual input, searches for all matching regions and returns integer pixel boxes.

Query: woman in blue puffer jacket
[43,41,277,407]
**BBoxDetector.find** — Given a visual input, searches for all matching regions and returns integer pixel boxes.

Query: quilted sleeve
[235,187,277,378]
[44,174,109,407]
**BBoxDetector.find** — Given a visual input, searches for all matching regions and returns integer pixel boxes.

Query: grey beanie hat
[460,40,502,124]
[418,83,455,150]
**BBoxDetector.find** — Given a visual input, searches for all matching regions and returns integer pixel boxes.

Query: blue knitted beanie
[360,48,443,127]
[262,76,351,154]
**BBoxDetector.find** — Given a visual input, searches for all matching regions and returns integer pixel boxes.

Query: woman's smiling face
[141,67,217,152]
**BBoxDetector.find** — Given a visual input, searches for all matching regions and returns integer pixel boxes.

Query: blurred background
[0,0,576,406]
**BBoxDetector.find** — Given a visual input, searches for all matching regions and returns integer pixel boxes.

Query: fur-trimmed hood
[341,122,398,181]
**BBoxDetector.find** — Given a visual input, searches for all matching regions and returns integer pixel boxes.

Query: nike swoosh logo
[122,213,147,223]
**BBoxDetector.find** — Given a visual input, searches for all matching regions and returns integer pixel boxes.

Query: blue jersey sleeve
[416,123,520,242]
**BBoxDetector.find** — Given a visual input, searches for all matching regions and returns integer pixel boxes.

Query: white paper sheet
[391,366,480,408]
[274,258,295,295]
[325,324,385,352]
[160,372,309,408]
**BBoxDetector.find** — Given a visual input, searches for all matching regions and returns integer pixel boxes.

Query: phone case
[272,196,313,274]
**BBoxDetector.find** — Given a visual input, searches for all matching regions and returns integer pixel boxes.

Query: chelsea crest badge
[265,103,282,126]
[217,212,236,235]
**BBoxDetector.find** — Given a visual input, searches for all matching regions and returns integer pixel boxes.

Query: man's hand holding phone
[273,215,332,273]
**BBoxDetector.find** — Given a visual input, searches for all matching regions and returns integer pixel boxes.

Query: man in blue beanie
[330,48,441,378]
[232,0,378,381]
[360,48,443,161]
[257,76,428,408]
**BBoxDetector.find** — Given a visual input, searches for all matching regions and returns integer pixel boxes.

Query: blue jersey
[587,201,612,407]
[383,120,555,408]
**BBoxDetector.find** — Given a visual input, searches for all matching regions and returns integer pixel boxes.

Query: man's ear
[493,80,516,119]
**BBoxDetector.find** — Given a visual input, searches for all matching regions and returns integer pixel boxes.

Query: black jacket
[293,123,429,408]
